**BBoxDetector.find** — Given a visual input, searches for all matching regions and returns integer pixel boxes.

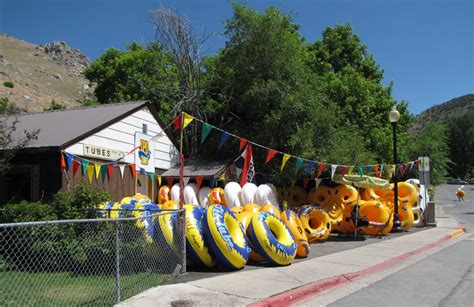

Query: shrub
[1,201,57,223]
[3,81,14,88]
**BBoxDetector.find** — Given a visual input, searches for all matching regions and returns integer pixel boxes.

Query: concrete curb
[249,227,466,307]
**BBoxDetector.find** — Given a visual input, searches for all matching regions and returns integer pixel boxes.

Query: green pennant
[201,123,213,144]
[359,165,364,176]
[149,172,154,183]
[100,165,108,182]
[81,159,89,176]
[295,157,304,173]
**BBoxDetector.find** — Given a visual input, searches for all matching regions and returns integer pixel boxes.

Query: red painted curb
[249,228,464,307]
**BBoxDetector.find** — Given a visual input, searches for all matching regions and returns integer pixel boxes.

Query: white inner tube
[241,183,258,205]
[184,183,200,206]
[224,182,242,208]
[198,186,211,208]
[255,184,279,207]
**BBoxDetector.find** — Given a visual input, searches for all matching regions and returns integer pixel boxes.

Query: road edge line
[248,227,465,307]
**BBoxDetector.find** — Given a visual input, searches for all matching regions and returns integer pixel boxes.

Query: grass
[0,270,169,306]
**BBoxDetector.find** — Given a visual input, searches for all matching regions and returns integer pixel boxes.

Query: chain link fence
[0,210,185,306]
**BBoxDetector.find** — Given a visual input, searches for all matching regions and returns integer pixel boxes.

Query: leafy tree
[406,121,451,185]
[447,114,474,180]
[0,99,39,175]
[85,42,178,123]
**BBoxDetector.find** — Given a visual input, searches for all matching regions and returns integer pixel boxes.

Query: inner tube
[209,188,226,206]
[184,183,200,206]
[170,183,181,201]
[156,209,180,255]
[399,206,414,231]
[198,186,211,208]
[243,203,260,213]
[158,186,171,205]
[298,206,332,242]
[241,183,258,205]
[397,182,418,209]
[237,212,265,262]
[358,201,393,236]
[230,206,244,215]
[259,204,281,218]
[255,184,279,207]
[280,210,310,258]
[289,186,308,208]
[184,205,215,268]
[248,212,297,265]
[224,182,242,208]
[202,205,250,269]
[133,193,150,201]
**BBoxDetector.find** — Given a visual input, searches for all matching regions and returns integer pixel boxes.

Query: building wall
[64,107,179,170]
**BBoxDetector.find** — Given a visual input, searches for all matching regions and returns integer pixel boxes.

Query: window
[142,123,148,134]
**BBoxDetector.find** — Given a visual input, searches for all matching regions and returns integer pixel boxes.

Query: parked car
[447,178,468,185]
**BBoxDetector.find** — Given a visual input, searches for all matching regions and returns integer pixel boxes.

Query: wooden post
[179,112,185,212]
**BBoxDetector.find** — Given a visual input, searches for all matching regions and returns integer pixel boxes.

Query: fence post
[115,220,121,303]
[182,213,187,274]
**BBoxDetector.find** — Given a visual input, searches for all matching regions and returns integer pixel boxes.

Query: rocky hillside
[0,34,94,112]
[412,93,474,133]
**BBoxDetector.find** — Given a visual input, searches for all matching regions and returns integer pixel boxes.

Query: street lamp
[389,106,403,232]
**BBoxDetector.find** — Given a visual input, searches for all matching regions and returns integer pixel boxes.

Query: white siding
[65,107,179,169]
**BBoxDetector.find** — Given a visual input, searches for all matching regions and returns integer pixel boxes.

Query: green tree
[447,114,474,180]
[85,42,178,123]
[407,121,451,185]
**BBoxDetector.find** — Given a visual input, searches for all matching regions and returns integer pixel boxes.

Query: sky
[1,0,473,115]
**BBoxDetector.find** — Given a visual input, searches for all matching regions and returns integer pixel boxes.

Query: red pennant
[195,176,204,189]
[317,163,326,178]
[415,160,419,170]
[60,153,66,171]
[399,165,404,175]
[130,164,136,178]
[72,160,80,177]
[239,138,248,151]
[374,165,380,178]
[303,177,309,189]
[404,163,410,174]
[167,177,174,187]
[265,149,278,164]
[108,165,114,179]
[171,114,182,131]
[341,165,348,176]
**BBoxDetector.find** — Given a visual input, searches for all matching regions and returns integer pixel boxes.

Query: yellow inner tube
[358,201,393,236]
[259,204,281,218]
[184,204,215,268]
[280,210,310,258]
[248,212,297,266]
[237,212,265,262]
[289,186,308,208]
[209,188,227,206]
[203,205,250,269]
[158,186,171,204]
[298,206,332,242]
[399,206,414,231]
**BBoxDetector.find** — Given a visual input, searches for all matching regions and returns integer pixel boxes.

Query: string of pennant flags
[171,112,421,180]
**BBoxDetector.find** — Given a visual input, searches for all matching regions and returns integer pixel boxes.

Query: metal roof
[160,158,230,177]
[2,101,148,149]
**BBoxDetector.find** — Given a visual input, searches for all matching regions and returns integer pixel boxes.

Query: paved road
[321,184,474,307]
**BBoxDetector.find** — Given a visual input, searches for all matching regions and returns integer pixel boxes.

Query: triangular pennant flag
[210,177,216,188]
[130,164,136,178]
[281,154,291,171]
[182,112,193,129]
[94,163,101,179]
[157,175,162,187]
[348,165,354,175]
[317,163,326,178]
[149,172,154,184]
[140,167,147,177]
[415,160,419,170]
[304,161,315,176]
[391,165,396,177]
[167,177,174,187]
[399,165,404,175]
[183,177,190,186]
[218,132,230,150]
[239,138,248,151]
[171,114,182,131]
[195,176,204,189]
[107,164,114,179]
[295,157,304,173]
[374,165,381,178]
[265,149,278,164]
[201,122,213,144]
[72,160,80,177]
[81,159,89,176]
[100,165,108,182]
[366,165,372,174]
[341,165,348,176]
[303,177,310,189]
[404,163,410,174]
[331,164,337,180]
[409,162,415,172]
[60,152,66,171]
[380,164,384,176]
[119,165,125,178]
[65,153,74,171]
[86,165,94,184]
[359,165,364,176]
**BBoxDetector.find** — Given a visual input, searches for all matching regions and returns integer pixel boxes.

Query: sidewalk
[117,205,465,307]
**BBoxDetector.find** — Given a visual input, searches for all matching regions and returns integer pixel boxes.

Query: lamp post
[389,106,403,233]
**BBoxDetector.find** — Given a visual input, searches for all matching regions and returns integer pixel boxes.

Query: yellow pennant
[348,165,354,175]
[281,154,291,171]
[386,164,394,178]
[157,175,162,187]
[94,163,101,179]
[183,112,194,129]
[87,165,94,184]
